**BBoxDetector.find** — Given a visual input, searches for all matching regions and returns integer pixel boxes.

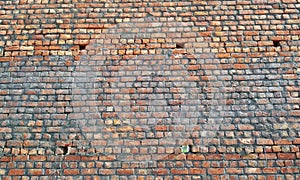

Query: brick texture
[0,0,300,179]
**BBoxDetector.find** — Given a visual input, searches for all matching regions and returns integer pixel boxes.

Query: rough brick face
[0,0,300,179]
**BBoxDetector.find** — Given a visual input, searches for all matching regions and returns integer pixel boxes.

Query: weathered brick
[257,139,274,145]
[226,168,243,174]
[0,156,11,162]
[187,154,205,160]
[206,154,223,160]
[29,155,46,161]
[224,154,241,160]
[277,153,295,159]
[153,168,169,175]
[28,169,44,175]
[189,168,205,174]
[8,169,25,176]
[64,155,81,161]
[99,169,115,176]
[171,168,189,175]
[208,168,224,175]
[233,64,248,69]
[82,169,97,175]
[262,167,278,174]
[245,168,262,174]
[117,169,134,175]
[64,169,80,175]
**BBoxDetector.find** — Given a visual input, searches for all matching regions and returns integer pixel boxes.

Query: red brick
[82,169,97,174]
[155,125,168,131]
[274,139,292,145]
[99,169,115,175]
[208,168,224,175]
[174,153,187,160]
[64,169,80,175]
[263,167,278,174]
[226,168,243,174]
[206,154,223,160]
[259,153,277,159]
[245,168,262,174]
[257,138,274,145]
[117,126,134,132]
[0,156,11,162]
[29,155,46,161]
[28,169,44,175]
[23,140,39,147]
[199,32,212,36]
[81,156,98,161]
[293,138,300,144]
[202,64,217,70]
[64,155,81,161]
[8,169,25,176]
[222,139,238,145]
[98,155,115,161]
[189,168,205,174]
[117,169,134,175]
[216,53,230,58]
[187,65,200,70]
[0,127,11,133]
[224,154,241,160]
[187,154,205,160]
[290,110,300,116]
[242,154,258,159]
[244,31,259,36]
[281,167,299,173]
[233,64,248,69]
[275,30,290,35]
[6,140,23,147]
[12,155,28,161]
[153,168,169,175]
[277,153,295,160]
[171,168,188,175]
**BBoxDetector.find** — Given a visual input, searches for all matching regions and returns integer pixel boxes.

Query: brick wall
[0,0,300,179]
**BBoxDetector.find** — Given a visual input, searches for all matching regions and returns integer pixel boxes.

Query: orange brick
[187,154,205,160]
[263,167,278,174]
[8,169,25,176]
[64,169,80,175]
[28,169,44,175]
[171,168,188,175]
[233,64,248,69]
[277,153,295,159]
[216,53,230,58]
[117,169,134,175]
[153,168,169,175]
[208,168,224,175]
[29,155,46,161]
[99,169,115,175]
[190,168,205,174]
[245,168,261,174]
[226,168,243,174]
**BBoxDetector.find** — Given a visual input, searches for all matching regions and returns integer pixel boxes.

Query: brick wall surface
[0,0,300,179]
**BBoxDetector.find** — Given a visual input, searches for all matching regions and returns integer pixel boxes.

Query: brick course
[0,0,300,179]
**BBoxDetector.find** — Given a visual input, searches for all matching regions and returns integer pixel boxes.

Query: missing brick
[62,145,70,155]
[79,44,87,50]
[176,43,185,49]
[273,40,281,47]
